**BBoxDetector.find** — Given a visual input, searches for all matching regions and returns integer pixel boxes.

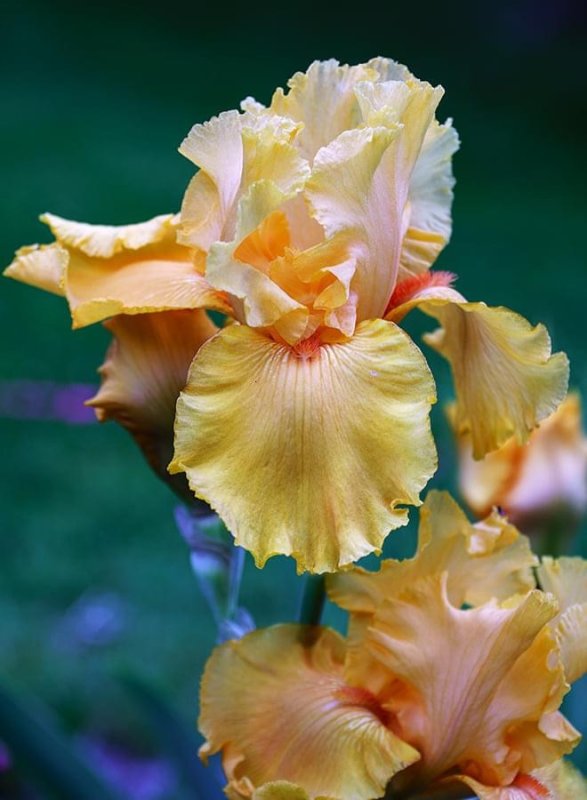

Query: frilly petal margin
[6,213,232,328]
[169,319,437,574]
[456,759,587,800]
[388,290,569,458]
[199,625,420,800]
[87,310,217,497]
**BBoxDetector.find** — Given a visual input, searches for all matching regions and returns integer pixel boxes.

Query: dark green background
[1,0,586,790]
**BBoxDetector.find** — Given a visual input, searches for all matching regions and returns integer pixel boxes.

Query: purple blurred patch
[0,741,11,772]
[78,736,178,800]
[0,380,98,424]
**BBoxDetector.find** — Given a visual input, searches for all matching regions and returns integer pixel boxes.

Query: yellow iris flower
[199,492,587,800]
[453,393,587,537]
[5,59,568,573]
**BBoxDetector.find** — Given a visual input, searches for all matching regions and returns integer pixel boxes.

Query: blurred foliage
[0,0,586,791]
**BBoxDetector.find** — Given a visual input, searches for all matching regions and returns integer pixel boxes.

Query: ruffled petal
[199,625,419,800]
[400,120,459,278]
[367,576,573,785]
[170,318,437,573]
[537,557,587,683]
[416,299,568,457]
[328,490,537,615]
[4,242,67,296]
[306,80,444,322]
[268,59,378,161]
[14,213,231,327]
[179,110,310,252]
[456,772,554,800]
[87,310,217,492]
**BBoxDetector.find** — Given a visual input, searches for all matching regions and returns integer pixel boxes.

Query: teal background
[1,0,586,793]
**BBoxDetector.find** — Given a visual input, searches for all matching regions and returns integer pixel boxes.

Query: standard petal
[179,110,309,251]
[328,490,537,615]
[306,80,443,322]
[423,301,568,457]
[87,310,217,493]
[170,318,437,573]
[537,557,587,683]
[268,59,377,160]
[400,120,459,278]
[4,242,67,296]
[367,576,572,786]
[199,625,419,800]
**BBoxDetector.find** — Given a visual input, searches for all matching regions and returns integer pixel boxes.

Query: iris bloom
[454,394,587,537]
[199,492,587,800]
[5,59,568,572]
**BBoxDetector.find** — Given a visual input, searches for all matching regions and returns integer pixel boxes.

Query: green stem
[298,575,326,626]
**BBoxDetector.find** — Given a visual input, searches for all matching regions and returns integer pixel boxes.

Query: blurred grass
[1,0,586,782]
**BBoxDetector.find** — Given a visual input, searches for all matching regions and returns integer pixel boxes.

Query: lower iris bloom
[5,59,568,573]
[199,493,587,800]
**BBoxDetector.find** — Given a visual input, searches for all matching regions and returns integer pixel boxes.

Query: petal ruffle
[390,294,569,458]
[170,318,437,573]
[537,557,587,683]
[400,120,459,278]
[11,213,231,327]
[199,625,419,800]
[179,110,310,252]
[87,310,217,493]
[367,576,574,785]
[4,242,67,296]
[328,490,537,615]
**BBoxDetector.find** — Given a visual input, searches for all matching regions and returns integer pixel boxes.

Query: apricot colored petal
[87,310,217,485]
[401,120,459,277]
[170,319,437,573]
[421,301,569,457]
[537,557,587,682]
[328,490,536,614]
[269,59,377,160]
[251,783,309,800]
[4,242,67,296]
[200,625,419,800]
[368,576,568,784]
[29,212,231,326]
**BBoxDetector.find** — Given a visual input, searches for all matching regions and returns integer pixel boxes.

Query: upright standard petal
[170,319,437,573]
[306,80,443,322]
[199,625,419,800]
[179,110,310,252]
[368,576,574,787]
[87,310,217,492]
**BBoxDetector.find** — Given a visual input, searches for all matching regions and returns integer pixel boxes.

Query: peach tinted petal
[170,319,436,573]
[87,310,217,487]
[454,394,587,521]
[199,625,419,800]
[4,242,67,296]
[368,576,570,785]
[328,490,536,615]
